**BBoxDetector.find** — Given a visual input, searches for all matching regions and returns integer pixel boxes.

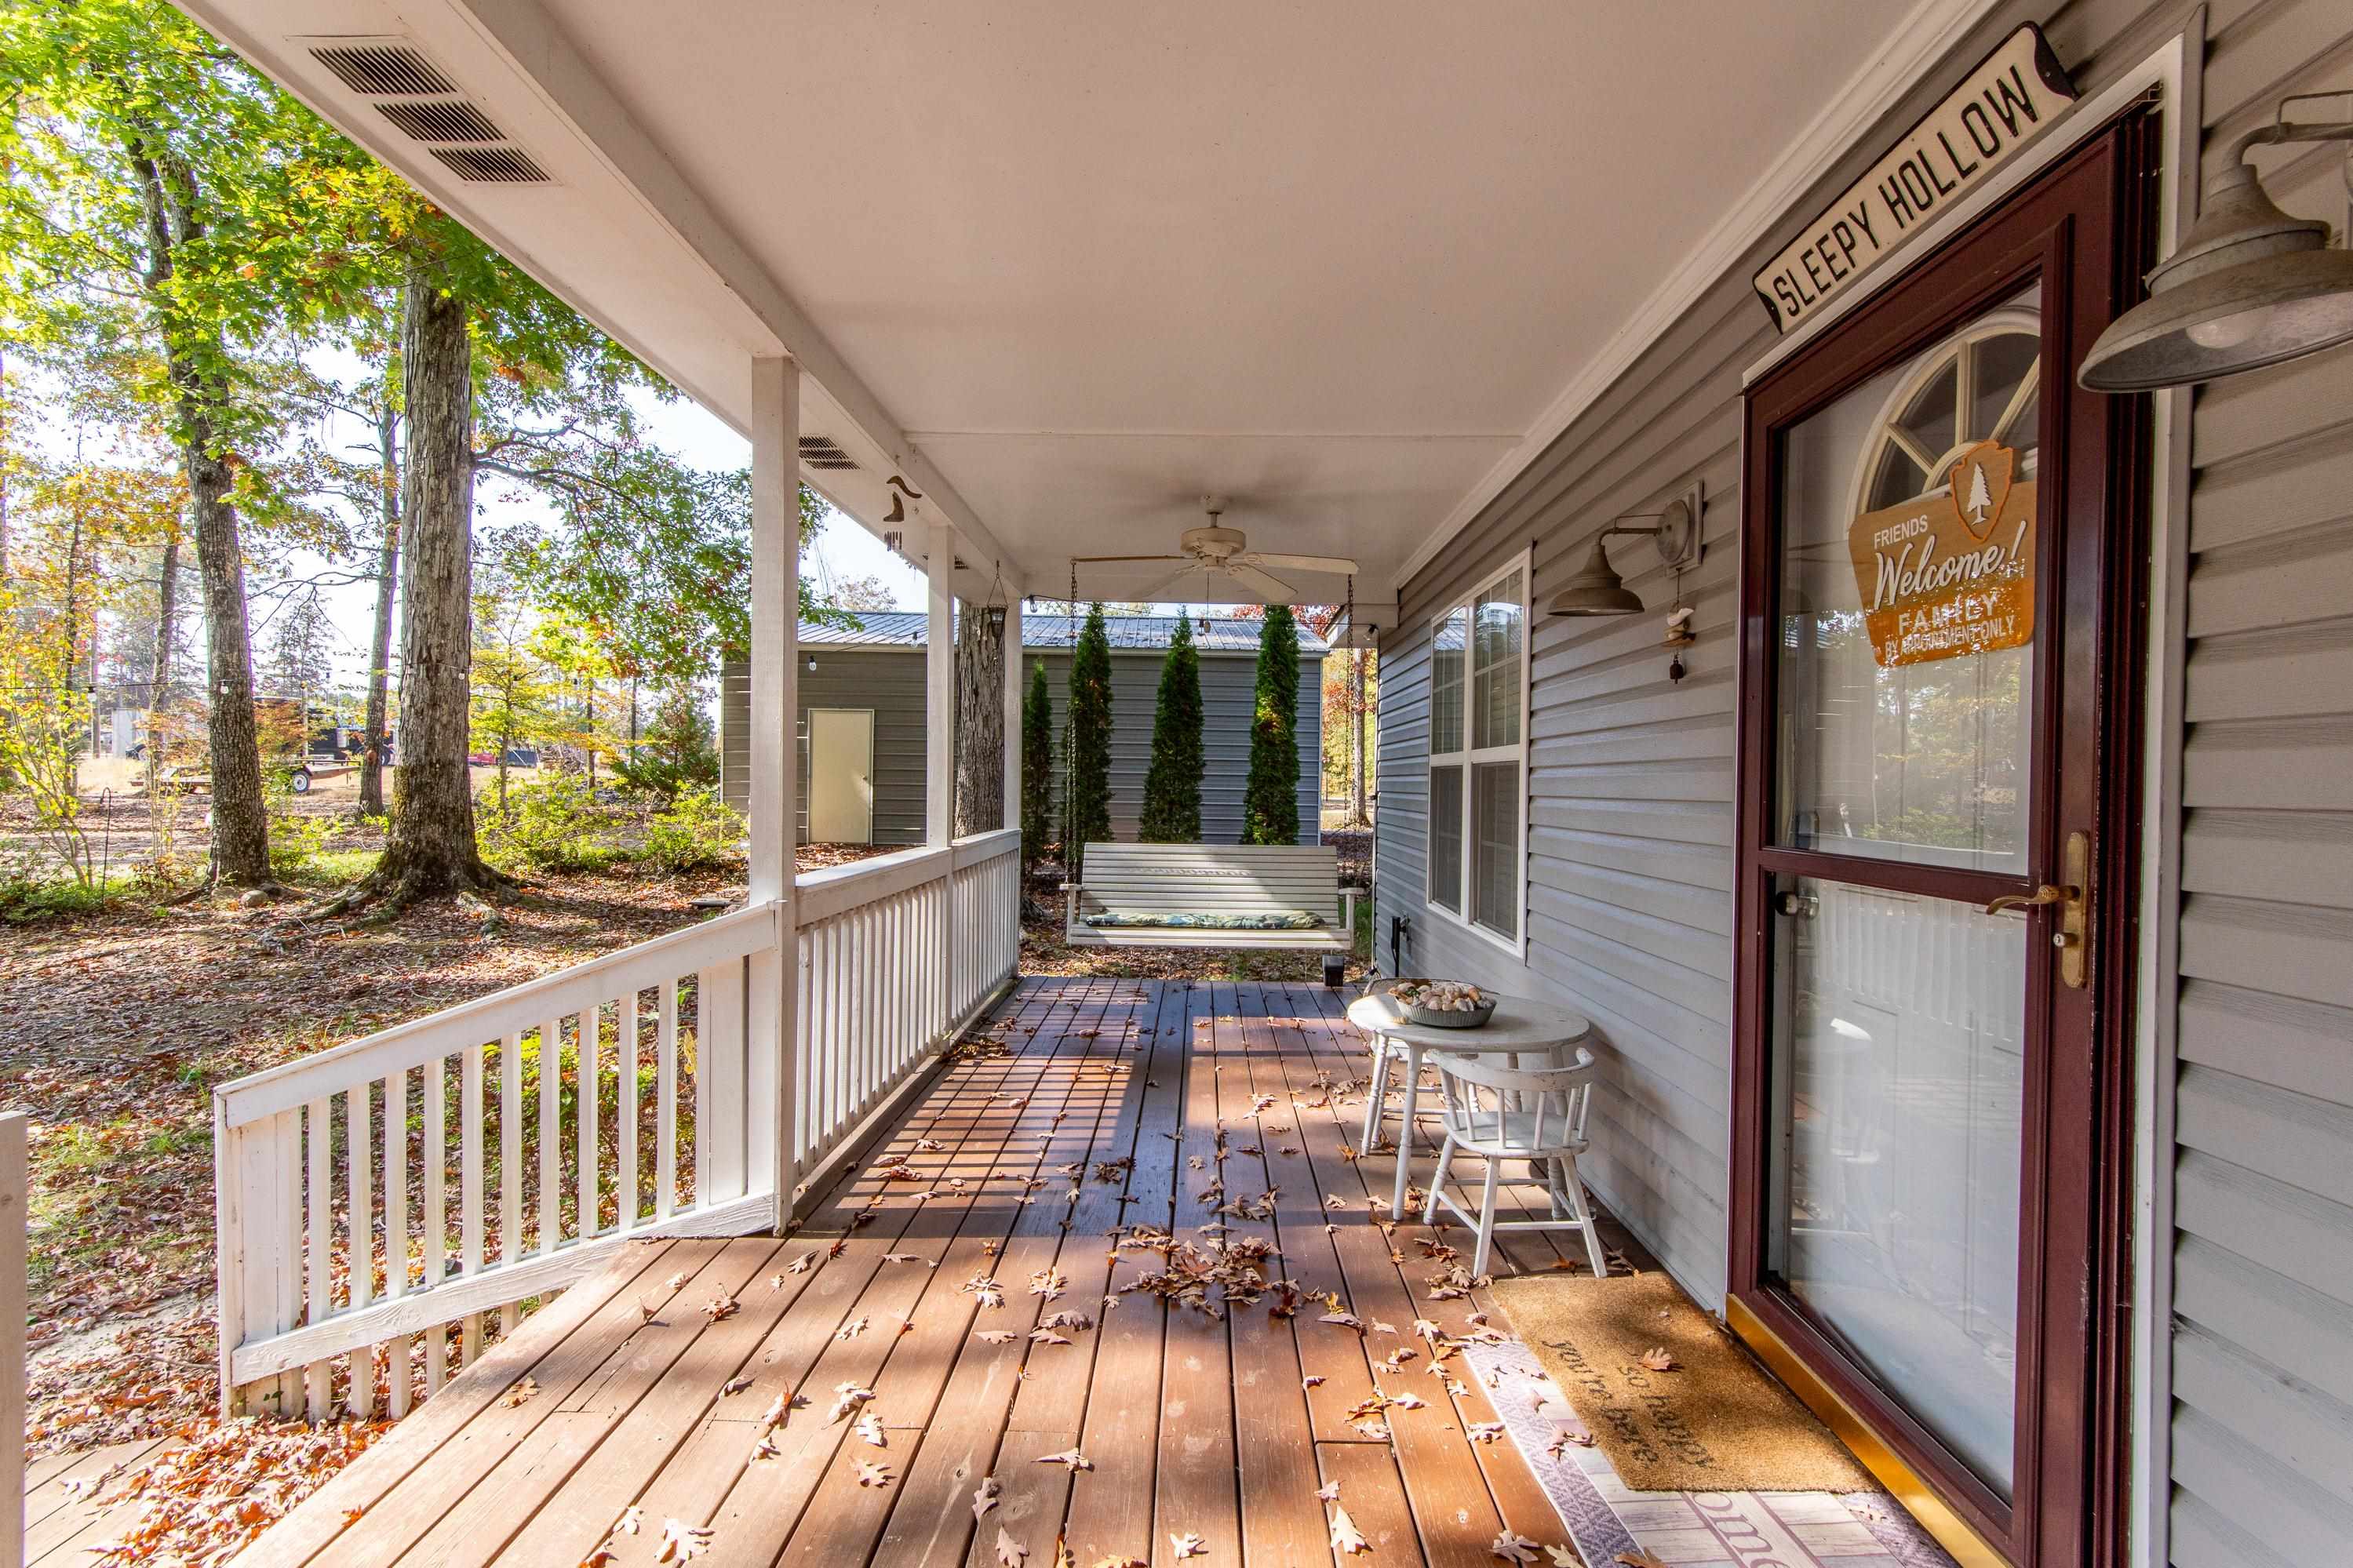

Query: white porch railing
[212,828,1022,1420]
[792,828,1020,1172]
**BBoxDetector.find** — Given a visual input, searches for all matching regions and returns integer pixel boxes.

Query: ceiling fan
[1073,498,1358,605]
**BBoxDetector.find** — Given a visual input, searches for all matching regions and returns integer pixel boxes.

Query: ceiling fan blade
[1237,551,1361,574]
[1072,554,1190,565]
[1223,562,1298,603]
[1135,564,1214,603]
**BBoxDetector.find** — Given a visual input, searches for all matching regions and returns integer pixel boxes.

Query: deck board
[226,977,1925,1568]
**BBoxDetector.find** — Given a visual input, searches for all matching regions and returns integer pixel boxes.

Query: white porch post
[749,355,800,1219]
[926,520,954,845]
[927,519,955,1037]
[1001,592,1022,834]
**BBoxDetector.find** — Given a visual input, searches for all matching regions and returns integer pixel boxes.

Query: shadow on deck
[225,977,1951,1568]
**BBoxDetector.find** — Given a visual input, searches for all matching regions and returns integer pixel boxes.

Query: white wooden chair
[1421,1048,1609,1278]
[1062,842,1359,986]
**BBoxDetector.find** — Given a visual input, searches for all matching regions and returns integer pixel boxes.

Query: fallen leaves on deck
[656,1516,713,1560]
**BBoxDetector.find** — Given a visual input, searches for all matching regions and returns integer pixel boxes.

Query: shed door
[808,708,875,843]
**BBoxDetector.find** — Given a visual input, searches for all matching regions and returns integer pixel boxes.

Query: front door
[807,708,876,843]
[1731,112,2156,1568]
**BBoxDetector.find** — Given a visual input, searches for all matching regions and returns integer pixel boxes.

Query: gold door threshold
[1725,1296,2009,1568]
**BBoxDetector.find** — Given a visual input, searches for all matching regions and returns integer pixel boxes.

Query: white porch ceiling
[180,0,1983,603]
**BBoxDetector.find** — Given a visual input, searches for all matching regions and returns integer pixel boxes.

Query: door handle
[1984,830,2093,989]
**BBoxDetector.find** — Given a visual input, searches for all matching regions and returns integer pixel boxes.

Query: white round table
[1345,983,1593,1219]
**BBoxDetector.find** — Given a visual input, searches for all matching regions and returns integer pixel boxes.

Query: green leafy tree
[1020,659,1053,878]
[1241,603,1302,844]
[1061,603,1113,879]
[259,588,337,714]
[1138,613,1203,842]
[0,0,381,886]
[614,678,720,801]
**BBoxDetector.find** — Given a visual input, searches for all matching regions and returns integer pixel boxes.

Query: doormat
[1488,1272,1875,1493]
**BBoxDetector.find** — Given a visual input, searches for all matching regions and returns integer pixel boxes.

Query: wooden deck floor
[228,978,1947,1568]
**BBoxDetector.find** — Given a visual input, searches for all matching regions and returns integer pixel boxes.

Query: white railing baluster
[539,1015,561,1256]
[384,1068,410,1418]
[501,1031,522,1338]
[617,992,639,1231]
[578,1005,600,1240]
[304,1096,331,1418]
[657,980,678,1221]
[424,1057,446,1394]
[346,1084,373,1418]
[461,1042,484,1366]
[691,973,710,1207]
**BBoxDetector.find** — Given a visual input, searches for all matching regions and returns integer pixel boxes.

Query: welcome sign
[1754,25,2077,333]
[1846,441,2036,668]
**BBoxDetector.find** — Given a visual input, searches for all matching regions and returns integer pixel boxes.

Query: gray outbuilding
[722,611,1323,847]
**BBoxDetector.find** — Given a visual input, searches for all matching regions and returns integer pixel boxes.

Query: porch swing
[1054,542,1359,987]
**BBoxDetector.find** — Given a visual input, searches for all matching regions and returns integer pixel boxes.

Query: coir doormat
[1487,1271,1874,1493]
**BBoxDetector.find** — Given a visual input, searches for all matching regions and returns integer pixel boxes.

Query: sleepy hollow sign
[1754,26,2077,333]
[1846,440,2035,668]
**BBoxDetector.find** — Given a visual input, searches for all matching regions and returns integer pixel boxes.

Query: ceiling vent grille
[311,43,453,96]
[300,37,552,185]
[799,435,858,471]
[428,146,552,184]
[376,100,504,144]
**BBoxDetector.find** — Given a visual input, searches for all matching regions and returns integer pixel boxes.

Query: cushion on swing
[1082,910,1328,931]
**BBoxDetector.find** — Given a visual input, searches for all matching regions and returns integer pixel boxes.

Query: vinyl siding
[720,650,932,845]
[1374,38,2353,1568]
[2162,0,2353,1551]
[723,647,1322,847]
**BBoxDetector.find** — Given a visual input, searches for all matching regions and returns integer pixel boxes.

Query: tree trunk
[350,260,501,908]
[954,602,1004,836]
[358,394,399,817]
[188,422,271,883]
[145,535,177,789]
[125,126,271,886]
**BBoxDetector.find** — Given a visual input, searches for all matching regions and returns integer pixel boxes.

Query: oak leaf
[655,1519,712,1562]
[1492,1531,1540,1563]
[1329,1506,1371,1555]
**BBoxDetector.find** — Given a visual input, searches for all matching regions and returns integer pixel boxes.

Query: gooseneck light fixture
[2079,94,2353,391]
[1547,487,1702,617]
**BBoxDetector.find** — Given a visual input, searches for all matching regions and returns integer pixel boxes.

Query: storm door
[1731,111,2156,1568]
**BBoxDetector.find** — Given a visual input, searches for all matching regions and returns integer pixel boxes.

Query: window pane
[1470,760,1518,940]
[1768,875,2024,1495]
[1775,286,2041,875]
[1429,766,1463,911]
[1471,573,1523,751]
[1431,609,1467,757]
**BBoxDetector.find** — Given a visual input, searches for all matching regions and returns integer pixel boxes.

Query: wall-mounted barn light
[1547,484,1703,617]
[2079,96,2353,390]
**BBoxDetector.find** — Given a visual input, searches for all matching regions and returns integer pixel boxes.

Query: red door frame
[1728,109,2158,1568]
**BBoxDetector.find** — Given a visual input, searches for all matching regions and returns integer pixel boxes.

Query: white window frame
[1424,547,1531,959]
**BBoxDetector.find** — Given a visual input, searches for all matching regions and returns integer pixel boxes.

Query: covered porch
[229,979,1941,1568]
